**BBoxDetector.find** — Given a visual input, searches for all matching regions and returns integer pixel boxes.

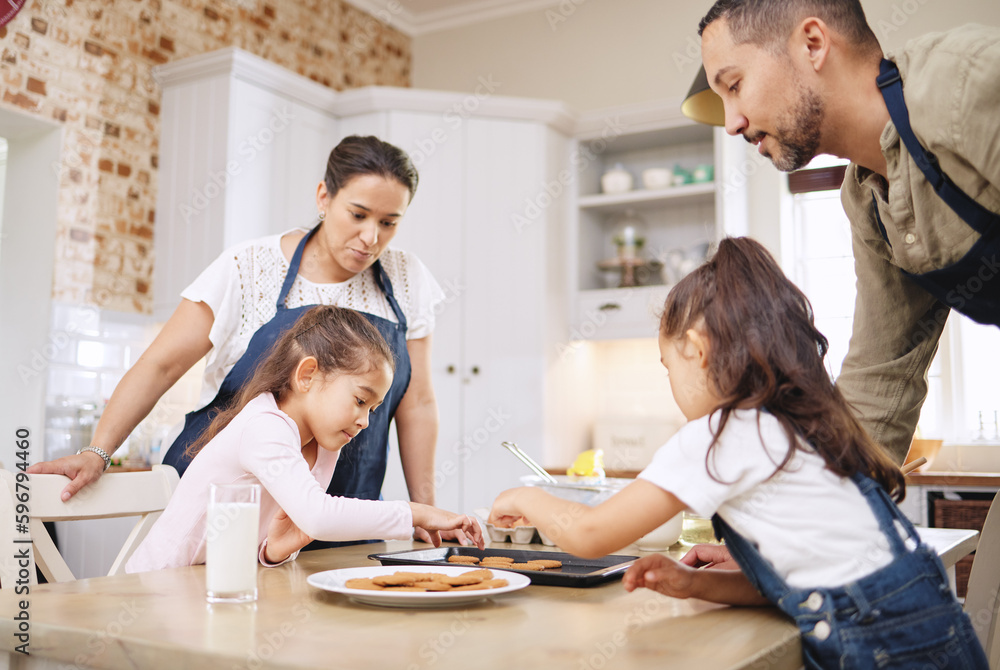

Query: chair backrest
[0,465,179,586]
[965,492,1000,666]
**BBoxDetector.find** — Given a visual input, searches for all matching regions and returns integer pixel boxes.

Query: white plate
[306,565,531,608]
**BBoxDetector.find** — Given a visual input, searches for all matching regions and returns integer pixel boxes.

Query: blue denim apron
[871,59,1000,327]
[712,473,988,669]
[162,225,412,509]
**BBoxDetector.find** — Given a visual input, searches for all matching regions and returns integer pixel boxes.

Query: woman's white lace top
[181,228,444,408]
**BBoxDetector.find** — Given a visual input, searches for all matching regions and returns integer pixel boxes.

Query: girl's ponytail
[661,237,904,499]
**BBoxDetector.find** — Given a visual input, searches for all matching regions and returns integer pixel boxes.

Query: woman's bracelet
[77,446,112,472]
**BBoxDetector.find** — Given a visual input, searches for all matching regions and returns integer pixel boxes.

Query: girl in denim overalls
[490,237,987,669]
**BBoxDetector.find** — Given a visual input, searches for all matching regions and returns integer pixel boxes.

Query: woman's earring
[318,211,326,221]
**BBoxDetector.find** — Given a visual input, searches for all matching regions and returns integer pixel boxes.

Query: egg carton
[485,524,556,546]
[474,508,556,546]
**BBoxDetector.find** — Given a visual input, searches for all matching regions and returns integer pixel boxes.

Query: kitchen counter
[905,471,1000,488]
[0,540,803,670]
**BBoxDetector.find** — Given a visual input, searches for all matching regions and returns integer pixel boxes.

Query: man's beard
[748,86,824,172]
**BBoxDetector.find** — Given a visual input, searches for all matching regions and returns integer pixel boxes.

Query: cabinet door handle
[470,366,480,375]
[446,365,456,374]
[598,303,622,311]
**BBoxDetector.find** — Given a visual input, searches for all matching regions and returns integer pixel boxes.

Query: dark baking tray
[368,546,638,587]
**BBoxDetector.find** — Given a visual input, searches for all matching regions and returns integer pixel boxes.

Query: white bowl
[519,475,631,506]
[642,168,672,190]
[635,513,683,551]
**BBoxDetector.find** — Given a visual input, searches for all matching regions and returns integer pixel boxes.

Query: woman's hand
[409,503,485,550]
[263,508,313,564]
[27,451,107,502]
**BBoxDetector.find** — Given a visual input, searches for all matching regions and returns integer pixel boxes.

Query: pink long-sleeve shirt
[126,393,413,573]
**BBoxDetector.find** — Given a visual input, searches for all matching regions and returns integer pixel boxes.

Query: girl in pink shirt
[127,306,482,572]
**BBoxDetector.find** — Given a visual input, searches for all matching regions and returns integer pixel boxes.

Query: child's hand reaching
[263,508,313,564]
[487,487,529,528]
[623,544,768,606]
[623,553,699,598]
[408,503,485,550]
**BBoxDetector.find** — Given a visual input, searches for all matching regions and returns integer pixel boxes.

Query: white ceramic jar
[601,163,633,194]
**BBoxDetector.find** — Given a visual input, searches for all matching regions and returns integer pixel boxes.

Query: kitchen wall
[0,0,410,314]
[413,0,1000,112]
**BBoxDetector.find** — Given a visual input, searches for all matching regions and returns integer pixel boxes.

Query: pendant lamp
[681,65,725,127]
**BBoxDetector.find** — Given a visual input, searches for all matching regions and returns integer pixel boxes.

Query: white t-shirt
[181,229,445,409]
[126,393,413,573]
[638,409,896,589]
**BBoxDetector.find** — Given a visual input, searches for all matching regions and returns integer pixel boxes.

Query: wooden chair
[965,492,1000,667]
[0,465,179,586]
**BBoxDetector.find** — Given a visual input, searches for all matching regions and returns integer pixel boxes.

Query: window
[783,158,999,443]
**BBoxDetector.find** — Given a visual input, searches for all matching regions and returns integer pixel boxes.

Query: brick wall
[0,0,411,313]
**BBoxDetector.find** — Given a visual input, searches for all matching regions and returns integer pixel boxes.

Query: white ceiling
[343,0,562,35]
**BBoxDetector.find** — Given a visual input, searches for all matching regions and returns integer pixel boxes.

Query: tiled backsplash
[44,301,203,463]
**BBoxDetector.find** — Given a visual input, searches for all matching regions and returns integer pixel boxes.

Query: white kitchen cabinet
[153,51,576,511]
[335,92,575,511]
[152,48,341,321]
[569,102,749,340]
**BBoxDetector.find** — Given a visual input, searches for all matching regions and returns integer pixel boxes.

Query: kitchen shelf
[568,101,749,339]
[572,286,670,341]
[578,182,716,214]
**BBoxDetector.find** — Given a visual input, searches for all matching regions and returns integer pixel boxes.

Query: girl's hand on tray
[409,503,485,550]
[487,487,531,528]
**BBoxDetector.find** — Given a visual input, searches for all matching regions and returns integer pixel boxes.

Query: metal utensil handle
[501,441,558,484]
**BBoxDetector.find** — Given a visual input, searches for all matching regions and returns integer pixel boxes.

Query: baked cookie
[447,555,480,564]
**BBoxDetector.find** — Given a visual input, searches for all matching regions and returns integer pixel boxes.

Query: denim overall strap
[371,256,407,331]
[275,224,317,310]
[876,59,999,234]
[712,514,792,603]
[872,59,1000,327]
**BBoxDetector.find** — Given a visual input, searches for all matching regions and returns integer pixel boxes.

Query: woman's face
[314,174,411,282]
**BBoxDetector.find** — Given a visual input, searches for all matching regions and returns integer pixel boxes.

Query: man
[693,0,1000,464]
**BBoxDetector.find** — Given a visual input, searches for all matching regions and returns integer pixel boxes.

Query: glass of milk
[206,483,261,603]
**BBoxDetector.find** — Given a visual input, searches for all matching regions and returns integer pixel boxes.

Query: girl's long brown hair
[661,237,905,500]
[185,306,395,459]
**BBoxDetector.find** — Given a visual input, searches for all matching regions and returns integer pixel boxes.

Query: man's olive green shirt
[839,24,1000,464]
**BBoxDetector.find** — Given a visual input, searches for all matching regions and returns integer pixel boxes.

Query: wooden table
[0,530,978,670]
[0,540,803,670]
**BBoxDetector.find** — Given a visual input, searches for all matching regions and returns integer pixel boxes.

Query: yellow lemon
[567,449,605,478]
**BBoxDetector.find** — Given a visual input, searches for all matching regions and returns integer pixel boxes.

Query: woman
[29,135,458,545]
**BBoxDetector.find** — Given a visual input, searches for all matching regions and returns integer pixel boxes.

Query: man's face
[701,18,825,172]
